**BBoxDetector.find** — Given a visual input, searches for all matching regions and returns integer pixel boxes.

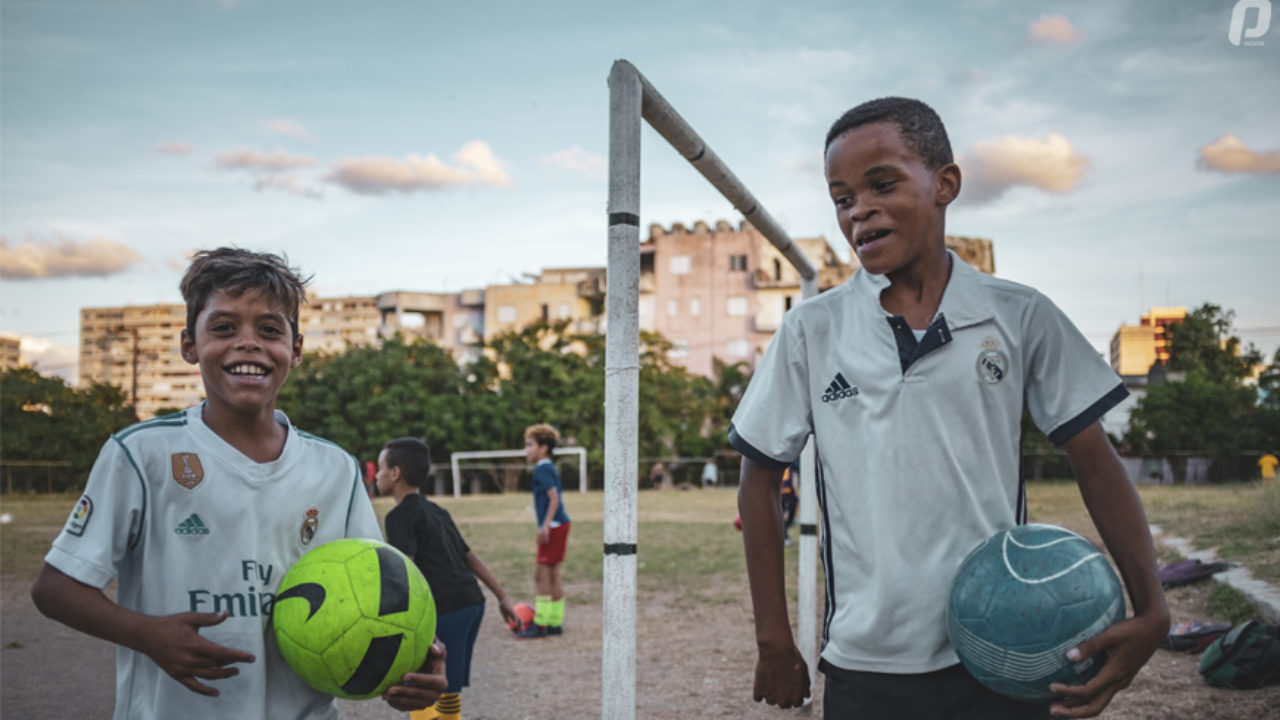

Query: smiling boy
[32,248,446,719]
[732,99,1168,719]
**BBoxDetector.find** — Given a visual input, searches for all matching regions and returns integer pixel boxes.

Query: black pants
[820,659,1053,720]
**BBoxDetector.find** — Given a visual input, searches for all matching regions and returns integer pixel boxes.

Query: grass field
[4,479,1277,596]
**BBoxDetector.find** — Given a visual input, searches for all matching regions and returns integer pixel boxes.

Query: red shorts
[537,523,571,566]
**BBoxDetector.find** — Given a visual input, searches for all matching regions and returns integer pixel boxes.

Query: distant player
[30,248,446,719]
[515,423,571,638]
[377,437,521,720]
[733,99,1169,719]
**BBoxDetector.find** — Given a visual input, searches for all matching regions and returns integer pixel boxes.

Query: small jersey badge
[300,505,320,545]
[171,453,205,490]
[66,495,93,536]
[977,337,1009,385]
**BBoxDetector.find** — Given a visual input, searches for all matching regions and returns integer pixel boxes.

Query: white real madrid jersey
[730,252,1127,674]
[45,404,382,720]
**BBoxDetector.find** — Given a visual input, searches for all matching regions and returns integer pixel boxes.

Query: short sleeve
[729,313,813,469]
[1023,292,1128,445]
[44,437,145,589]
[383,504,416,558]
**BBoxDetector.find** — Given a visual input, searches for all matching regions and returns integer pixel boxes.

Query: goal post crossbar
[449,447,588,498]
[604,59,820,720]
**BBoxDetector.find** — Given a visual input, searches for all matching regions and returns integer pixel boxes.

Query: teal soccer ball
[946,524,1124,702]
[272,538,436,700]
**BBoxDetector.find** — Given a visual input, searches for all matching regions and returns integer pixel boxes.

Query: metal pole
[625,62,816,283]
[603,59,642,720]
[796,274,821,700]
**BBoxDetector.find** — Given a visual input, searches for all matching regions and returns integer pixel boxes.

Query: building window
[639,297,654,319]
[784,295,793,312]
[541,304,549,323]
[727,297,749,316]
[558,304,571,320]
[690,298,702,316]
[667,299,679,317]
[670,256,691,275]
[498,305,517,323]
[728,339,750,358]
[730,254,748,271]
[774,258,783,281]
[669,339,690,359]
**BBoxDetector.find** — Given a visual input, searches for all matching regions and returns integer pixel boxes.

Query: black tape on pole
[609,212,640,227]
[603,542,638,556]
[800,523,818,536]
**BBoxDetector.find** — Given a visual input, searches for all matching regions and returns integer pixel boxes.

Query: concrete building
[1,335,22,371]
[299,294,381,355]
[1110,306,1187,376]
[80,304,201,419]
[483,267,606,341]
[639,220,995,377]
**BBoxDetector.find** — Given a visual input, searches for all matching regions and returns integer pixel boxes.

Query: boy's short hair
[824,97,953,170]
[524,423,560,452]
[179,247,311,337]
[383,437,432,488]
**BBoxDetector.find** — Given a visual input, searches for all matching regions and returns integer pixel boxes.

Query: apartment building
[1110,306,1187,376]
[483,267,606,341]
[80,304,201,419]
[1,335,21,371]
[640,220,996,377]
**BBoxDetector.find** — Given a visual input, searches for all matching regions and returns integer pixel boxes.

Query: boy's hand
[381,639,448,711]
[753,641,810,709]
[139,610,255,697]
[536,526,550,546]
[1048,611,1169,718]
[497,597,521,631]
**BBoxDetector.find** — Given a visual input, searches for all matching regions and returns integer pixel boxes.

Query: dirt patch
[4,569,1280,718]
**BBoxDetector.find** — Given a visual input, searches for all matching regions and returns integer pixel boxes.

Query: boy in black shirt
[378,437,520,720]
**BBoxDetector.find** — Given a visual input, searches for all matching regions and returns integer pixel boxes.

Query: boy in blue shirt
[516,423,571,638]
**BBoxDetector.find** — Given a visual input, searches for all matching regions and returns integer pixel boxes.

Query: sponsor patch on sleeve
[66,495,93,536]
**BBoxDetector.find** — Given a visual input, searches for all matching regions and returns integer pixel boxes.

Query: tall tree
[1125,304,1265,482]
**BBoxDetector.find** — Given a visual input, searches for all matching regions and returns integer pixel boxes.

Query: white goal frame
[604,59,820,720]
[448,447,588,498]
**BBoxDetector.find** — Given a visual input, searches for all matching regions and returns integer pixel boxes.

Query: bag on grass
[1161,621,1233,653]
[1198,621,1280,689]
[1159,558,1230,589]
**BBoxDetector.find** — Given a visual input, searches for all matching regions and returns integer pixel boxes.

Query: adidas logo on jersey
[821,372,860,403]
[175,513,210,536]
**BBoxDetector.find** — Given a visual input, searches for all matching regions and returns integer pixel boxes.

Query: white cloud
[214,148,317,172]
[265,119,313,141]
[1197,135,1280,174]
[1030,14,1084,45]
[325,141,512,195]
[957,134,1091,205]
[253,173,323,199]
[15,336,79,384]
[539,146,606,180]
[155,142,195,155]
[0,236,143,279]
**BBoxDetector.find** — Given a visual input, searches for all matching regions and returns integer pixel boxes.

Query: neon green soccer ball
[272,538,436,700]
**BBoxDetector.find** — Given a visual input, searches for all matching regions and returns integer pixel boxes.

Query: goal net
[448,447,588,498]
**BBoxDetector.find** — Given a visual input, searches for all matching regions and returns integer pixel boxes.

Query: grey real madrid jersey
[45,404,382,720]
[730,252,1127,674]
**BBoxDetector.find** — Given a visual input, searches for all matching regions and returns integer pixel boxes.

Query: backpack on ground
[1162,621,1233,653]
[1198,621,1280,689]
[1159,558,1230,589]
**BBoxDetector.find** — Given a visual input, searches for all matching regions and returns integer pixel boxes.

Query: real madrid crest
[300,505,320,545]
[976,337,1009,385]
[171,453,205,490]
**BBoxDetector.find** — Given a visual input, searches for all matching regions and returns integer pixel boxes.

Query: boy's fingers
[183,610,231,628]
[179,677,220,697]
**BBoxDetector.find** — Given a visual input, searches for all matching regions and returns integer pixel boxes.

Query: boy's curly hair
[179,247,311,336]
[524,423,560,452]
[825,97,954,170]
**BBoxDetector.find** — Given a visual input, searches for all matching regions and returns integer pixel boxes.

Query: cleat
[515,623,549,639]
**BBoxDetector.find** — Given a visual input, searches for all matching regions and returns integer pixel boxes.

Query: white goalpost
[448,447,588,498]
[605,59,821,720]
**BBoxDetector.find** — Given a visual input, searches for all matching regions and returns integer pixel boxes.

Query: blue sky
[3,0,1278,382]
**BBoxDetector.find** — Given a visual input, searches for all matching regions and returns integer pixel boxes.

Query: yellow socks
[549,598,565,627]
[435,692,461,720]
[410,702,440,720]
[534,595,552,626]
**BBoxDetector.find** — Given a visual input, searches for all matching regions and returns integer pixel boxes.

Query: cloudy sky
[2,0,1278,382]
